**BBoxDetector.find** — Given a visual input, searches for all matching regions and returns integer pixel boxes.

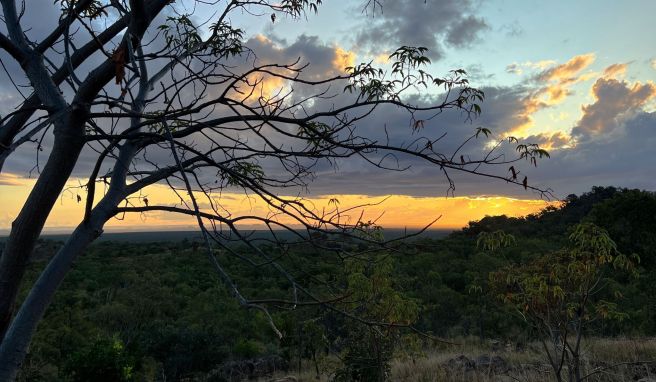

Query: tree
[586,188,656,267]
[0,1,549,379]
[488,223,638,382]
[63,335,135,382]
[333,247,419,382]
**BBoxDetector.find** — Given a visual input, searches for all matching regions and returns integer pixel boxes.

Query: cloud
[572,77,656,138]
[446,15,489,48]
[651,58,656,70]
[505,63,522,75]
[528,111,656,196]
[1,12,654,213]
[522,131,572,151]
[290,85,551,198]
[505,54,597,137]
[603,63,628,78]
[538,53,596,82]
[373,53,390,65]
[353,0,489,60]
[245,34,356,79]
[499,21,523,37]
[506,60,557,75]
[332,47,357,72]
[0,173,26,186]
[296,73,656,199]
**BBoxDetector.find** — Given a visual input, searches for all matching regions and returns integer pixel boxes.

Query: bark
[0,0,166,339]
[0,140,137,379]
[0,113,85,339]
[0,203,111,381]
[0,12,130,172]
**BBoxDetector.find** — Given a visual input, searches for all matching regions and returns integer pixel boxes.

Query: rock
[207,355,289,381]
[632,363,656,381]
[269,377,298,382]
[474,354,508,373]
[445,355,475,372]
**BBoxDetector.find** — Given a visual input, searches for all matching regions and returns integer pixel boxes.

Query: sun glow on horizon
[0,173,558,234]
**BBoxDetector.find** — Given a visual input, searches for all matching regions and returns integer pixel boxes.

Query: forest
[0,0,654,381]
[7,186,656,382]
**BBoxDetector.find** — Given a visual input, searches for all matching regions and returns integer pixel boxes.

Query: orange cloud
[524,131,573,150]
[506,54,597,137]
[538,53,596,82]
[545,84,569,105]
[332,47,356,73]
[373,53,390,65]
[254,34,271,44]
[250,74,287,101]
[575,77,656,136]
[603,63,628,78]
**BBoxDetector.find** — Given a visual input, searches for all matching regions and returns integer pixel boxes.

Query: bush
[63,335,134,382]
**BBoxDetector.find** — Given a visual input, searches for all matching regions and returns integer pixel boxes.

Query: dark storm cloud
[530,111,656,197]
[2,16,655,202]
[244,34,346,78]
[446,15,489,48]
[296,86,536,197]
[299,78,656,199]
[353,0,489,60]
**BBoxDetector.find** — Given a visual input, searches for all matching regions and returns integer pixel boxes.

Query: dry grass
[390,337,656,382]
[264,337,656,382]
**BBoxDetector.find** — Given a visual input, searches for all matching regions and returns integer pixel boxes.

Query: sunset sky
[1,0,655,233]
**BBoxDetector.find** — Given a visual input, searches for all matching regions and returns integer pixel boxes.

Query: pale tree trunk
[0,137,138,380]
[0,224,101,381]
[0,122,85,339]
[0,0,82,340]
[0,191,120,380]
[0,0,164,342]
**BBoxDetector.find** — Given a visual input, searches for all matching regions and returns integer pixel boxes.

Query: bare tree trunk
[0,137,137,380]
[0,200,113,381]
[0,123,84,339]
[0,0,164,340]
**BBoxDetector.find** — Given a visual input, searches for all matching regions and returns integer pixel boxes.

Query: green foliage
[476,230,516,251]
[277,0,323,17]
[55,0,107,20]
[515,143,550,167]
[225,162,265,186]
[17,242,277,381]
[233,339,266,359]
[488,223,638,381]
[13,186,656,380]
[158,15,244,57]
[298,121,336,151]
[344,46,484,117]
[489,223,636,326]
[353,220,386,242]
[333,254,419,382]
[63,335,134,382]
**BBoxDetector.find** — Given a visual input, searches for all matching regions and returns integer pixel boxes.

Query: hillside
[10,186,656,381]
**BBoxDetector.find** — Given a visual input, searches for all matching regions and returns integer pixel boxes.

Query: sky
[1,0,655,232]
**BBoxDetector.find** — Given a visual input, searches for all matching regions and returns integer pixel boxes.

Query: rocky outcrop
[444,354,508,375]
[204,355,289,381]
